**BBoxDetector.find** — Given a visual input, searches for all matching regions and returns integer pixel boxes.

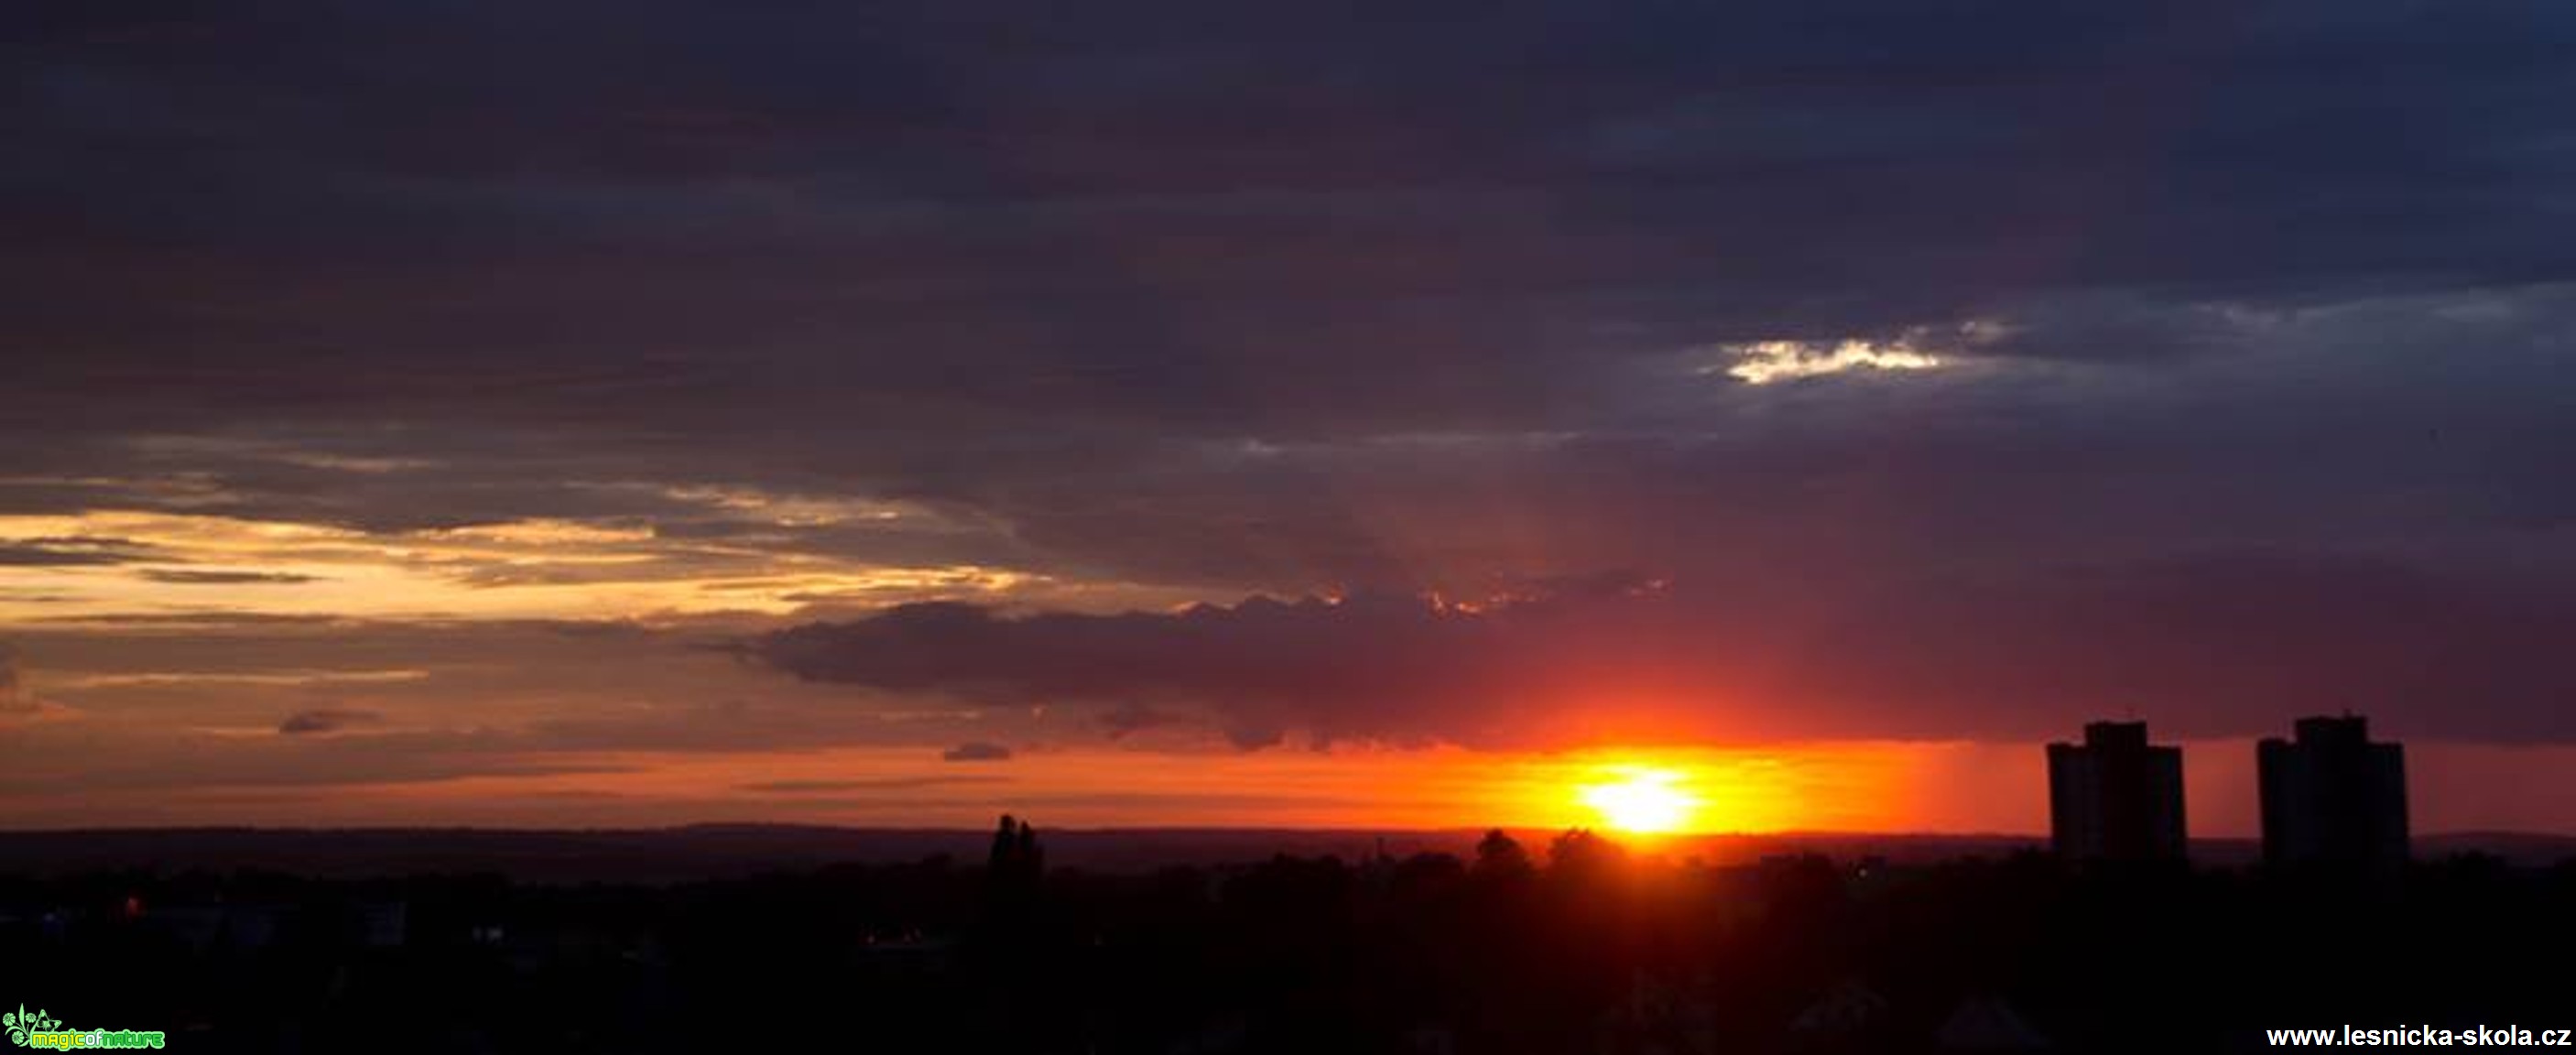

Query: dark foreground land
[3,828,2571,1053]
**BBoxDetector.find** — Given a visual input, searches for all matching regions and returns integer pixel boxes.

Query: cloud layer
[4,1,2576,821]
[0,644,30,714]
[760,558,2576,750]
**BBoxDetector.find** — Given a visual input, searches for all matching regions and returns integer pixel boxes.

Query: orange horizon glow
[16,733,2565,836]
[0,738,2088,834]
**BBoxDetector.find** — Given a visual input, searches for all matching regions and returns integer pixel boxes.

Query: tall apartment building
[2258,714,2408,869]
[2047,720,2187,865]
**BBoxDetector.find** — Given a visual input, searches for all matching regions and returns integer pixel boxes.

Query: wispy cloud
[60,669,430,690]
[139,569,329,585]
[1719,340,1946,385]
[0,537,163,566]
[940,741,1014,763]
[738,775,1012,793]
[277,707,384,734]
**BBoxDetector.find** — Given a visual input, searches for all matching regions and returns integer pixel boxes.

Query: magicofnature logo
[0,1007,55,1047]
[4,1006,164,1050]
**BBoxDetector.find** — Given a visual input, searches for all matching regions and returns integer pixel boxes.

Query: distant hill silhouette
[0,826,2566,880]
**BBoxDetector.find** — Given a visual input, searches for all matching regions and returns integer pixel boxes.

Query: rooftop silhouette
[2046,720,2187,866]
[2260,714,2410,871]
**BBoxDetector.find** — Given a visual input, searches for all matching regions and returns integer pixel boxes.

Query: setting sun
[1578,767,1702,834]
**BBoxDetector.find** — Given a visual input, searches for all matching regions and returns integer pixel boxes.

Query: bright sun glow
[1578,767,1702,834]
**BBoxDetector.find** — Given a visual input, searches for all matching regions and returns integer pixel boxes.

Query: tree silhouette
[984,814,1043,893]
[1014,818,1043,878]
[1546,828,1626,884]
[987,813,1019,875]
[1473,828,1533,880]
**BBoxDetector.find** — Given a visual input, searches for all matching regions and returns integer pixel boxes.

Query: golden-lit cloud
[0,509,1054,622]
[1719,339,1947,385]
[50,669,431,690]
[652,484,915,527]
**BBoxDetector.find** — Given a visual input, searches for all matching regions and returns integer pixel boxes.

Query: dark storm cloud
[10,0,2573,454]
[11,0,2576,430]
[760,557,2576,746]
[755,595,1531,746]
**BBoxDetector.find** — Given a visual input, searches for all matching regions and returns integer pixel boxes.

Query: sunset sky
[6,1,2575,835]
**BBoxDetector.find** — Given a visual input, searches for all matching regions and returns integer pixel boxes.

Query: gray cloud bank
[760,555,2576,747]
